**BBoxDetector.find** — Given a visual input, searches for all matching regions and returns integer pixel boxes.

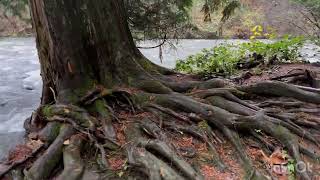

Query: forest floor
[240,63,320,86]
[166,62,320,179]
[1,62,320,180]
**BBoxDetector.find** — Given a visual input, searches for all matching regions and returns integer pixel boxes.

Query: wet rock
[23,85,34,91]
[0,101,8,107]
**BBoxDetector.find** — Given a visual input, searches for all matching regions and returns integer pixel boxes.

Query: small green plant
[287,159,296,174]
[175,44,240,76]
[175,35,305,76]
[240,35,304,64]
[283,151,296,180]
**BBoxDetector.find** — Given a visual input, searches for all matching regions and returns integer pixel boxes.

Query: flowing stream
[0,37,319,160]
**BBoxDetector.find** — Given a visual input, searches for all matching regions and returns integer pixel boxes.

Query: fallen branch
[257,101,303,108]
[287,108,320,113]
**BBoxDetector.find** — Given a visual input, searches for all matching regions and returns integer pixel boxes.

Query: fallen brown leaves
[216,144,243,179]
[201,165,217,179]
[108,156,125,171]
[171,135,242,179]
[7,145,32,163]
[174,137,193,148]
[264,149,288,167]
[0,139,44,178]
[114,124,127,145]
[7,139,43,164]
[251,147,290,179]
[200,165,237,180]
[194,142,208,154]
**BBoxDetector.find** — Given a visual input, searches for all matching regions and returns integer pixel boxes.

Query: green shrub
[175,44,240,76]
[240,35,304,63]
[175,36,305,76]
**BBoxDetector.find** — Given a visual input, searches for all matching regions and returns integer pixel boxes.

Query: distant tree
[0,0,29,21]
[201,0,241,36]
[0,0,192,39]
[128,0,242,40]
[202,0,240,22]
[126,0,193,40]
[292,0,320,38]
[0,0,240,39]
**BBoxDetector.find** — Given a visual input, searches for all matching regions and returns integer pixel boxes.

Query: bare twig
[136,35,167,49]
[49,87,57,102]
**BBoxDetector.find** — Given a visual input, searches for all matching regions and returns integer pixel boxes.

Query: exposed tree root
[257,100,304,108]
[271,72,306,81]
[140,140,203,180]
[38,122,61,143]
[238,81,320,104]
[220,127,266,179]
[163,78,230,93]
[26,125,75,179]
[294,85,320,93]
[2,78,320,180]
[145,103,192,124]
[287,108,320,113]
[127,146,184,180]
[57,135,85,180]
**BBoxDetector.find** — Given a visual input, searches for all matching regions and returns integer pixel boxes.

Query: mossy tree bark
[30,0,164,104]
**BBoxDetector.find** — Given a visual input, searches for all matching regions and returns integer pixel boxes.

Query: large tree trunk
[30,0,160,104]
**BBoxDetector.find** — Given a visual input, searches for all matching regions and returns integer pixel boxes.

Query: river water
[0,37,319,160]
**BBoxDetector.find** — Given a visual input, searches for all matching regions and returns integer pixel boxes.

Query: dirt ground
[242,63,320,86]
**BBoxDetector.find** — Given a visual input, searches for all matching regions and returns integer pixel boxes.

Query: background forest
[0,0,319,40]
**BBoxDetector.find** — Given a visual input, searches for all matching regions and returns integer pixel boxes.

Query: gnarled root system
[1,79,320,180]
